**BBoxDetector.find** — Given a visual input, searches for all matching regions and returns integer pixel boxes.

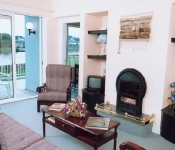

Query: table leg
[94,136,98,150]
[113,127,117,150]
[43,111,45,137]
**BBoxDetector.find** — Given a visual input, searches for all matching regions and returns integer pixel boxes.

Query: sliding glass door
[0,12,15,100]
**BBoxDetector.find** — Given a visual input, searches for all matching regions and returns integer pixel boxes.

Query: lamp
[26,22,36,35]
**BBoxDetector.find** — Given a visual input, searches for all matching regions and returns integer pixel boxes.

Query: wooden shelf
[88,30,107,34]
[171,38,175,42]
[87,55,106,60]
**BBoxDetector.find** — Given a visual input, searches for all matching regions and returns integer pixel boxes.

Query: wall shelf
[87,55,106,60]
[171,38,175,42]
[88,30,107,34]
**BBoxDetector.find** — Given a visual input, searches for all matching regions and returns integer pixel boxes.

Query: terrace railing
[0,54,25,77]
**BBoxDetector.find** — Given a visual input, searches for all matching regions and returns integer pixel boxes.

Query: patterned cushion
[0,123,43,150]
[46,64,71,92]
[0,132,7,150]
[38,91,68,101]
[24,139,61,150]
[0,113,18,132]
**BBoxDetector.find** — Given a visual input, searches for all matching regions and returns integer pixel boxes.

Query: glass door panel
[0,14,14,100]
[66,23,80,100]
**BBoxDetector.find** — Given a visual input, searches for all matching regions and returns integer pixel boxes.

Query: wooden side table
[160,106,175,144]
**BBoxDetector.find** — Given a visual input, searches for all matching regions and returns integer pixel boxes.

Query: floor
[0,78,37,100]
[1,98,175,150]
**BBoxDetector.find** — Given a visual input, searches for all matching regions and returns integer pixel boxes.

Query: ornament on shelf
[96,27,107,55]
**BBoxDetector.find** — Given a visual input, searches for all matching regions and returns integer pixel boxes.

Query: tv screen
[87,75,105,93]
[89,78,101,88]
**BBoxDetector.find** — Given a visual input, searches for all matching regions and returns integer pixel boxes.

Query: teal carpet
[0,98,175,150]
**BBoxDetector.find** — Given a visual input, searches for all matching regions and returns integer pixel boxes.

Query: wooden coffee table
[42,107,120,150]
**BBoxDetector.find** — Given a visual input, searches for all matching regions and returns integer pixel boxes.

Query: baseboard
[152,127,160,134]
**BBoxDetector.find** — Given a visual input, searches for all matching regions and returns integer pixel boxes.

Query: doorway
[66,23,80,100]
[15,14,41,100]
[0,12,41,101]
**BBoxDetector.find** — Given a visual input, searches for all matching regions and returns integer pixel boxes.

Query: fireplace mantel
[95,103,155,137]
[95,103,155,126]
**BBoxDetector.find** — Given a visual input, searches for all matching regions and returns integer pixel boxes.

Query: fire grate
[116,68,146,115]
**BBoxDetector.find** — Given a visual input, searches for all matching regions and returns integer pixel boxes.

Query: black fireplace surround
[116,68,146,115]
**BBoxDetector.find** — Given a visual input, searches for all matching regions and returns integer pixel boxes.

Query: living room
[1,0,175,150]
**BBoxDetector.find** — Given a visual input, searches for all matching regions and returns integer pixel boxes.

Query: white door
[0,12,16,101]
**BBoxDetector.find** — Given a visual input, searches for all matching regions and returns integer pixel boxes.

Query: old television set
[87,75,105,94]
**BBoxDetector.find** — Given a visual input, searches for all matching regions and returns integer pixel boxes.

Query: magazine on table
[48,103,66,112]
[85,117,110,130]
[48,116,55,123]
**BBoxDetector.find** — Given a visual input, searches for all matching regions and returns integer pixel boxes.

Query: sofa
[0,113,61,150]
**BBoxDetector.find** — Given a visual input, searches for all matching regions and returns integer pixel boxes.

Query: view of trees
[0,33,25,53]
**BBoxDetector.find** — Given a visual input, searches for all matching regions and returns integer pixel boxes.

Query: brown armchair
[119,141,146,150]
[36,64,71,112]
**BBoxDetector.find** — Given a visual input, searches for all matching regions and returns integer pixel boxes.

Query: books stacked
[85,117,110,130]
[48,103,66,112]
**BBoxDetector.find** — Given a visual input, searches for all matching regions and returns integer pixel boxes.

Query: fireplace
[116,68,146,115]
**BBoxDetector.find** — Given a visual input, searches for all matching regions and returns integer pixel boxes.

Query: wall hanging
[118,12,153,53]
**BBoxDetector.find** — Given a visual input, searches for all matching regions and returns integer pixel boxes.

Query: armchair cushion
[38,91,68,101]
[46,64,71,92]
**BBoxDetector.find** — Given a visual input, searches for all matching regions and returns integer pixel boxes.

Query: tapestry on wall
[118,12,153,53]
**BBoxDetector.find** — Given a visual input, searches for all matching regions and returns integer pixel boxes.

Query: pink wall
[53,0,175,134]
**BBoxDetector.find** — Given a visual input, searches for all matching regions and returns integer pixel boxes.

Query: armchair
[36,64,71,112]
[0,72,12,98]
[119,141,146,150]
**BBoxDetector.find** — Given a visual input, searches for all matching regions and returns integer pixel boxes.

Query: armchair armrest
[119,141,146,150]
[66,85,72,101]
[36,83,46,93]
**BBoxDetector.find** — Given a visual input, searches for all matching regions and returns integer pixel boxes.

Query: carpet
[0,98,175,150]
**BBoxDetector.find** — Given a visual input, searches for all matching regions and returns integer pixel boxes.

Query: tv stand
[82,88,104,113]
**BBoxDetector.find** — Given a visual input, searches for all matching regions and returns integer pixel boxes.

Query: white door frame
[0,11,16,104]
[58,16,80,64]
[0,12,47,104]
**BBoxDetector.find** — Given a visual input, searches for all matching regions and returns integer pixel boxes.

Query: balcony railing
[0,53,25,76]
[67,55,79,66]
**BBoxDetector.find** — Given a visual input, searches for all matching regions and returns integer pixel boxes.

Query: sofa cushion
[0,123,43,150]
[0,132,7,150]
[24,139,61,150]
[0,113,18,131]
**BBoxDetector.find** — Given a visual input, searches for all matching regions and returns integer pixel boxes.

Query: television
[87,75,105,94]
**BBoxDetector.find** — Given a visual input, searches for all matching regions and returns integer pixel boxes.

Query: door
[24,16,41,93]
[0,12,16,100]
[66,23,80,99]
[15,14,40,99]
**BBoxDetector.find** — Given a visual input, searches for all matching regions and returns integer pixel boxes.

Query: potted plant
[168,82,175,109]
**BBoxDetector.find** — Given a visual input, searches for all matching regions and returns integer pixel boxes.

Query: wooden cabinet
[160,106,175,144]
[82,88,104,113]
